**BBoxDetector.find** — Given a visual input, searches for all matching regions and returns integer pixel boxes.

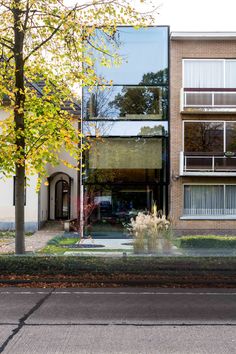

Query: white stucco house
[0,82,80,232]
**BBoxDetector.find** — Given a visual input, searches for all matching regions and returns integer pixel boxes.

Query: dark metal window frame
[81,25,170,216]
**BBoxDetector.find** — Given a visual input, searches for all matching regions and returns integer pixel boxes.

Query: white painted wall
[0,109,39,231]
[0,174,39,231]
[46,151,78,220]
[39,178,48,227]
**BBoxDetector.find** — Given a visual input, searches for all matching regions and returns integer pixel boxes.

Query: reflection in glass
[93,27,168,85]
[83,86,167,120]
[184,122,224,152]
[84,183,165,236]
[81,26,169,237]
[84,187,153,235]
[83,137,167,236]
[83,121,168,137]
[226,122,236,152]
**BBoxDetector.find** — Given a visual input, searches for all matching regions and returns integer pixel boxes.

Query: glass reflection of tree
[110,87,160,116]
[109,68,168,119]
[226,123,236,152]
[84,86,118,119]
[185,122,224,153]
[84,86,117,136]
[138,125,166,136]
[140,68,168,85]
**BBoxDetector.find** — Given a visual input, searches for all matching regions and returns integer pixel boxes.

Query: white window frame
[181,183,236,220]
[182,120,236,153]
[182,59,236,89]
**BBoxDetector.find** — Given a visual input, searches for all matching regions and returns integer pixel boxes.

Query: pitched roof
[28,79,81,118]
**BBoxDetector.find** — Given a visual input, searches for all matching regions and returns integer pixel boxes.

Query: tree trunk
[13,0,26,254]
[15,164,25,254]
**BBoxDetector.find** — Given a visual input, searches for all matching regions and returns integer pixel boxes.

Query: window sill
[180,215,236,220]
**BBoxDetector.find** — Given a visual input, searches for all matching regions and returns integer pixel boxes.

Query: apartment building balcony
[180,151,236,176]
[180,88,236,114]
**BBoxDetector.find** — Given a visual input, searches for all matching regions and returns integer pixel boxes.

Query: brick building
[170,32,236,234]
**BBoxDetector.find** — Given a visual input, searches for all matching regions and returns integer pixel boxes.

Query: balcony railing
[180,151,236,176]
[181,88,236,113]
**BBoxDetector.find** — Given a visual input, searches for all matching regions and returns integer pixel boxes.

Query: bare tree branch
[0,40,13,51]
[1,37,14,46]
[86,38,114,58]
[23,4,80,62]
[23,0,30,31]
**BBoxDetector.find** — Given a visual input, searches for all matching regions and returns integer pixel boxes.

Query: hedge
[0,256,235,275]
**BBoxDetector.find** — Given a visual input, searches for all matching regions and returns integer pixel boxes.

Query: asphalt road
[0,288,235,354]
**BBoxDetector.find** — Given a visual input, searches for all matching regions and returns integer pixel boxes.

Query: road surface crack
[0,289,54,353]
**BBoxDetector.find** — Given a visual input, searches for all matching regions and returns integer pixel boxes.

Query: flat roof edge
[171,31,236,40]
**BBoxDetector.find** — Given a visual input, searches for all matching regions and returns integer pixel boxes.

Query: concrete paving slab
[2,325,236,354]
[77,238,133,249]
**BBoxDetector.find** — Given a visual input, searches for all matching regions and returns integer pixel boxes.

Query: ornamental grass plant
[127,206,171,254]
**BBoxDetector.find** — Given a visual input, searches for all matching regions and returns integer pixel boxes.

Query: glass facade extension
[82,27,169,237]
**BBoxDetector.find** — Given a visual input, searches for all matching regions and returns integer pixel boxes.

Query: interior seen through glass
[83,138,167,236]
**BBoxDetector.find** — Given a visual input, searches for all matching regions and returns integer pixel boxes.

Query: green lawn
[0,231,33,239]
[39,245,132,254]
[178,235,236,249]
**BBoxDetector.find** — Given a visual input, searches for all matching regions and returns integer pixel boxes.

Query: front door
[55,180,70,219]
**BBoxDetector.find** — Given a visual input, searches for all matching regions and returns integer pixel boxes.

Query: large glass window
[83,136,167,235]
[184,185,236,216]
[184,122,224,153]
[184,121,236,153]
[83,121,168,137]
[93,27,169,85]
[184,59,236,88]
[84,184,163,236]
[82,26,169,237]
[88,138,162,170]
[83,86,168,120]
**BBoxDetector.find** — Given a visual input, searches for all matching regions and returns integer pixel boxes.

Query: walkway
[0,223,63,254]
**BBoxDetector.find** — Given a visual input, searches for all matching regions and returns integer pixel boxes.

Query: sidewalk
[0,225,63,254]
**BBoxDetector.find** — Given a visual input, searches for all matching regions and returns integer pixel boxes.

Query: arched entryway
[48,172,72,220]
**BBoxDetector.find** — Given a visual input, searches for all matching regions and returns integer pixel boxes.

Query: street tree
[0,0,154,254]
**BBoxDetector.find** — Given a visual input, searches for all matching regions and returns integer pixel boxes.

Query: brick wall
[170,39,236,233]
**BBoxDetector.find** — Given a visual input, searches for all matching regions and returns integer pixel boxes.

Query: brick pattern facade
[170,39,236,234]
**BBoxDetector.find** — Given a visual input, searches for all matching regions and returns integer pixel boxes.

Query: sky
[67,0,236,32]
[156,0,236,31]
